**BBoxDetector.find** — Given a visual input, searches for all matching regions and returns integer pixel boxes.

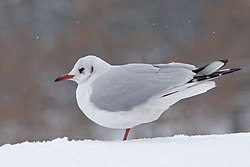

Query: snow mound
[0,133,250,167]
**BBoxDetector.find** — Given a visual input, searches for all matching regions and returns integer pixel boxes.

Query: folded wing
[89,63,195,112]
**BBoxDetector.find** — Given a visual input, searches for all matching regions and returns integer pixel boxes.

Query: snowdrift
[0,133,250,167]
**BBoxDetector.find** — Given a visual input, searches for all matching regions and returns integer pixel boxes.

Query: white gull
[55,55,240,140]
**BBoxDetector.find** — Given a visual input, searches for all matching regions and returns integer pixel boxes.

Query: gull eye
[78,67,85,74]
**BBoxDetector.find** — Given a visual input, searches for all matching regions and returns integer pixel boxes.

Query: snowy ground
[0,133,249,167]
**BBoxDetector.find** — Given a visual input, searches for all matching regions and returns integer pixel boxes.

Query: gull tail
[189,59,241,82]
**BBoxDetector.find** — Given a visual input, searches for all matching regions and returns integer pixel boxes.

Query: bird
[55,55,240,140]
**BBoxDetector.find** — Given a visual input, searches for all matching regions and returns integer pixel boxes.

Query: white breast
[76,83,166,129]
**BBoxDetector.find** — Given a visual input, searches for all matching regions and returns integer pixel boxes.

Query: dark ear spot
[90,66,94,73]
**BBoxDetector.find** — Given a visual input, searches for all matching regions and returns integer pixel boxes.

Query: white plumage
[55,55,240,139]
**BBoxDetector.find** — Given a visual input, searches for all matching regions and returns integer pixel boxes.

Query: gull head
[55,55,111,84]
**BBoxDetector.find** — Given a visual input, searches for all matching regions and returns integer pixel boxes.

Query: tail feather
[189,59,241,83]
[192,59,228,75]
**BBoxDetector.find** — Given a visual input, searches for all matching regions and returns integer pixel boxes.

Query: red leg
[123,128,131,141]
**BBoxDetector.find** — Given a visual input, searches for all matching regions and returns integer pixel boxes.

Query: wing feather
[89,63,195,112]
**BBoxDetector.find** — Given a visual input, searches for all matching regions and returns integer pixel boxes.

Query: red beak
[54,74,74,82]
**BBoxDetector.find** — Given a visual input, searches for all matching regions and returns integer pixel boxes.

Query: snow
[0,133,250,167]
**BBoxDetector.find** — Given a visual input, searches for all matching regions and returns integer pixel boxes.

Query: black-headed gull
[55,55,240,140]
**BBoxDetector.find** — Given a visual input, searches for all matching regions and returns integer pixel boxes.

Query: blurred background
[0,0,249,145]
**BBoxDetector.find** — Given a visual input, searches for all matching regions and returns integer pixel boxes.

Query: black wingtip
[189,67,241,83]
[219,68,241,76]
[193,59,229,74]
[230,68,241,72]
[219,59,229,64]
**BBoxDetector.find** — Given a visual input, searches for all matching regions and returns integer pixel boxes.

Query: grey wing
[89,63,195,112]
